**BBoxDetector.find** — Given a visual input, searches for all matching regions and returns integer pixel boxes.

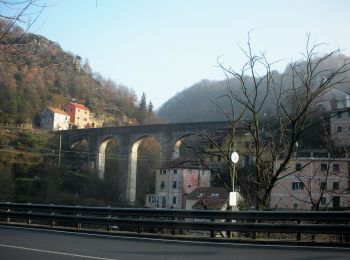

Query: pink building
[63,102,90,129]
[145,161,211,209]
[270,153,350,210]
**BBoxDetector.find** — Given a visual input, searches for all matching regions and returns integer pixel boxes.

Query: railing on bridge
[0,202,349,243]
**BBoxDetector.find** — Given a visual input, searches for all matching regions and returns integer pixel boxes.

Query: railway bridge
[59,121,237,204]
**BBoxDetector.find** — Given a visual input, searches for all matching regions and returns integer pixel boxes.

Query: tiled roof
[47,106,69,116]
[159,159,209,170]
[68,102,89,111]
[187,187,229,210]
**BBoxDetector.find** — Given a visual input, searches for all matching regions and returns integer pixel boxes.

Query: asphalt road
[0,225,349,260]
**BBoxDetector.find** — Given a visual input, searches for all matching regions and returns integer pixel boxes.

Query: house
[63,102,90,129]
[39,106,70,131]
[145,160,211,209]
[330,108,350,147]
[185,187,229,210]
[270,151,350,210]
[88,112,104,128]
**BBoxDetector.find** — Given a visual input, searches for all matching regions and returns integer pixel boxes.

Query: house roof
[159,159,209,170]
[47,106,69,116]
[67,102,89,111]
[187,187,229,210]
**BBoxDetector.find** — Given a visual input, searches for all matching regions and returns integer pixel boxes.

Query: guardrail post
[76,213,81,230]
[107,215,111,231]
[345,221,350,242]
[296,220,301,241]
[210,218,215,238]
[27,210,32,225]
[51,211,56,227]
[137,216,143,233]
[6,208,10,223]
[252,220,256,240]
[172,215,175,236]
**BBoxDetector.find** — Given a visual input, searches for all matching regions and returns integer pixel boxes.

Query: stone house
[40,106,70,131]
[88,112,104,128]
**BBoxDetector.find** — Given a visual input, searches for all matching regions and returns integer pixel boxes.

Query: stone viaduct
[59,121,233,204]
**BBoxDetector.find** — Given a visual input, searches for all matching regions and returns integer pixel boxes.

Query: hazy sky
[18,0,350,108]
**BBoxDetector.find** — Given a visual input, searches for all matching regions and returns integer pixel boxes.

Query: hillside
[158,55,350,123]
[0,18,155,127]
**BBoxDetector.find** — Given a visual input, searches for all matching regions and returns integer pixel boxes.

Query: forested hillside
[158,55,350,123]
[0,18,156,126]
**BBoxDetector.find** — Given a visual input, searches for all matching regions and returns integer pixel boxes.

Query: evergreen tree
[147,101,153,114]
[137,92,147,124]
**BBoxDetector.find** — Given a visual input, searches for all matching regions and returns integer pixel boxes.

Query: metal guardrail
[0,203,349,242]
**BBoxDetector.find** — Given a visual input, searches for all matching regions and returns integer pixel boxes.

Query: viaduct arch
[59,121,234,204]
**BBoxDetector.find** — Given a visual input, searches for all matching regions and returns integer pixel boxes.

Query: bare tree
[0,0,71,69]
[213,33,350,210]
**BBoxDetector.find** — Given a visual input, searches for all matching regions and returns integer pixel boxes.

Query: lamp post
[229,151,239,209]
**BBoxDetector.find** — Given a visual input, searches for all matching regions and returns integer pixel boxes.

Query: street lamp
[229,151,239,208]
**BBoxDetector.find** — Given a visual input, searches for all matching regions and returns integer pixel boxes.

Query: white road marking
[0,243,120,260]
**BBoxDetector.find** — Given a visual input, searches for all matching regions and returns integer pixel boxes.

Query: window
[209,144,214,149]
[210,156,213,162]
[85,111,87,114]
[321,197,326,205]
[333,182,339,190]
[348,125,350,132]
[173,169,177,174]
[320,163,328,171]
[160,181,165,190]
[333,196,340,209]
[188,184,192,189]
[320,181,326,190]
[348,111,350,117]
[292,182,304,190]
[218,156,221,162]
[337,112,342,118]
[78,109,80,112]
[77,117,80,120]
[173,197,177,204]
[172,181,177,189]
[337,126,342,133]
[295,163,302,171]
[333,163,340,172]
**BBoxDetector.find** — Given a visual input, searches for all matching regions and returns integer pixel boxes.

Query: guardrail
[0,202,349,242]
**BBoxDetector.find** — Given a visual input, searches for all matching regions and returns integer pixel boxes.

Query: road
[0,225,349,260]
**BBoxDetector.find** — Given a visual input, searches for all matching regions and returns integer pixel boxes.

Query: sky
[8,0,350,109]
